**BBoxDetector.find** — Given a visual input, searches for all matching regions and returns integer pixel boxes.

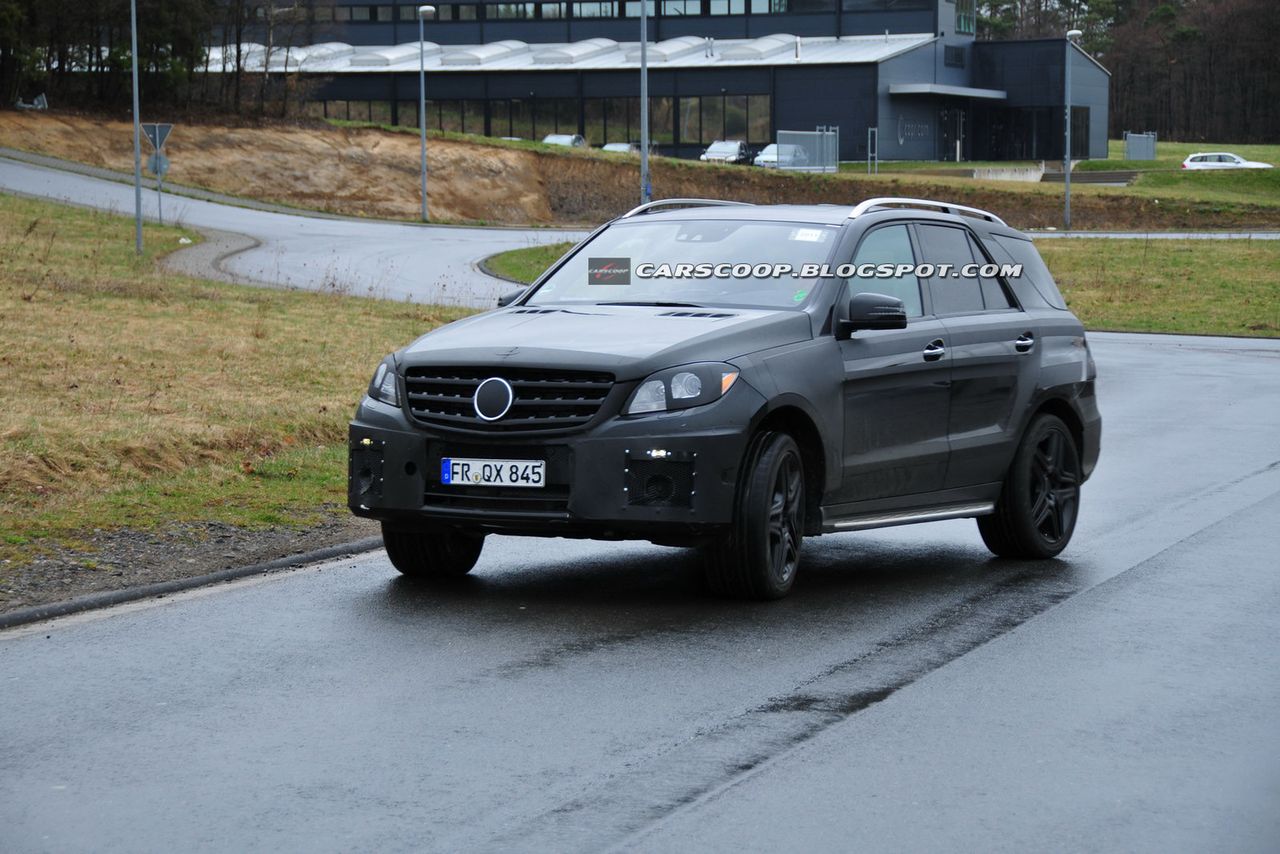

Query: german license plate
[441,458,545,488]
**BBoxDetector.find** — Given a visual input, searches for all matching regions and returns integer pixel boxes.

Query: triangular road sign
[142,123,173,150]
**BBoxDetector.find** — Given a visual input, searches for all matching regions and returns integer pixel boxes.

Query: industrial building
[220,0,1109,161]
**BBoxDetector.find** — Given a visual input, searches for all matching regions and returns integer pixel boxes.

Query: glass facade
[322,94,770,150]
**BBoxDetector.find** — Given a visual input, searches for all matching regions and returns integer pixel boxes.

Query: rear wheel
[381,523,485,577]
[703,432,805,600]
[978,414,1081,559]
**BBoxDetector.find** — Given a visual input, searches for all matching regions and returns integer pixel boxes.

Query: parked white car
[542,133,587,148]
[753,143,811,169]
[1181,152,1273,170]
[699,140,749,164]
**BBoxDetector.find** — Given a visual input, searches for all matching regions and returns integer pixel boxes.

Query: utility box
[1123,131,1157,161]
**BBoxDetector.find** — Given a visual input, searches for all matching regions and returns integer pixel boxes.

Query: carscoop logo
[587,257,631,285]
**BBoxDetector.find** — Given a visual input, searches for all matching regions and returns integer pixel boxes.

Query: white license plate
[441,457,545,488]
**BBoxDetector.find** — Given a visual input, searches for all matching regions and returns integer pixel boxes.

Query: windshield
[526,219,840,309]
[759,145,777,155]
[707,142,739,153]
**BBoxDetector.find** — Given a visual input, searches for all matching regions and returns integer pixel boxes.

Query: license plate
[441,457,545,488]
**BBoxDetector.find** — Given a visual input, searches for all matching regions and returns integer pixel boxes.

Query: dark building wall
[972,39,1108,160]
[773,64,876,160]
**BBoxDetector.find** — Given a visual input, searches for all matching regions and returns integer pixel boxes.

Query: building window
[539,2,566,18]
[843,0,929,9]
[334,6,351,21]
[709,0,745,12]
[573,0,616,15]
[314,5,334,22]
[747,94,770,144]
[944,45,965,67]
[955,0,975,35]
[349,6,371,21]
[662,0,699,15]
[622,0,656,17]
[492,2,536,18]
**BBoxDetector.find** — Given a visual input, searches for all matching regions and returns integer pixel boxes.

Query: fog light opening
[643,474,675,504]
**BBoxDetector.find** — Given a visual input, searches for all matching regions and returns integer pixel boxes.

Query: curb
[476,252,535,286]
[0,536,384,631]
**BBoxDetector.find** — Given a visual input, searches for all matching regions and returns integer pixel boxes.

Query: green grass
[485,241,575,283]
[0,192,472,563]
[486,240,1280,337]
[1077,139,1280,172]
[1037,238,1279,336]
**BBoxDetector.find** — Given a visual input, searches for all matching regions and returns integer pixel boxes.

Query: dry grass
[0,192,470,559]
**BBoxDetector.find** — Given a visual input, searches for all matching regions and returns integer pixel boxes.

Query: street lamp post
[638,0,651,204]
[418,5,436,223]
[129,0,143,254]
[1063,28,1083,231]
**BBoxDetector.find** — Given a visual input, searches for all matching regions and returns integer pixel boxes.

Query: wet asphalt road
[3,332,1279,852]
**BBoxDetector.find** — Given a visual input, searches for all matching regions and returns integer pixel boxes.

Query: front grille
[404,367,615,433]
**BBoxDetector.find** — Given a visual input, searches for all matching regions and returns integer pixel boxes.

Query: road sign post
[142,123,174,225]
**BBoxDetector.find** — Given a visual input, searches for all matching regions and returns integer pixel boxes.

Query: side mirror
[497,289,526,307]
[837,292,908,339]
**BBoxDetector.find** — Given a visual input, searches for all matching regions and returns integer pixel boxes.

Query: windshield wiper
[596,300,705,308]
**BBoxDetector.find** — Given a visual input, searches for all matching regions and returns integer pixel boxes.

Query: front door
[834,223,951,504]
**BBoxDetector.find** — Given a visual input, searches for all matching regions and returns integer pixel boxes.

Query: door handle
[922,339,946,362]
[1014,332,1035,353]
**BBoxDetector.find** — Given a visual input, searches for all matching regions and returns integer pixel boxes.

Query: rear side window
[915,224,985,315]
[966,233,1017,310]
[987,235,1069,310]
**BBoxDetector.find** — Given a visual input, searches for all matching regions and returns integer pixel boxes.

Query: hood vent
[659,310,736,319]
[509,308,560,315]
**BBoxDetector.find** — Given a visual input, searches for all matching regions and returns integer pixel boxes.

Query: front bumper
[348,384,766,538]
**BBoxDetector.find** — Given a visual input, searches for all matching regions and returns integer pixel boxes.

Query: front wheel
[978,414,1082,559]
[703,432,806,600]
[381,523,485,578]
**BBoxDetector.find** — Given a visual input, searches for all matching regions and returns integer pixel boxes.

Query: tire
[381,523,485,578]
[703,432,806,600]
[978,414,1082,559]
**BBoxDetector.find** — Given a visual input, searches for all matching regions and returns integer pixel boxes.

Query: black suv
[349,197,1100,599]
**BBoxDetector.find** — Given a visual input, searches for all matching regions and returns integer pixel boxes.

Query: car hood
[402,304,812,380]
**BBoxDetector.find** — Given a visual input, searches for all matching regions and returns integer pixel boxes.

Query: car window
[987,235,1069,310]
[967,233,1017,310]
[915,224,985,315]
[844,225,923,317]
[526,219,840,309]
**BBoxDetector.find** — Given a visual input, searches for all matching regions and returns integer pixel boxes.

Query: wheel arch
[753,404,827,535]
[1030,395,1086,462]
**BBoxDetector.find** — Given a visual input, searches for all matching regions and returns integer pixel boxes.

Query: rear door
[914,223,1039,489]
[834,222,952,503]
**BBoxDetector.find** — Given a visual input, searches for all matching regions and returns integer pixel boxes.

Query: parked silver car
[699,140,749,164]
[543,133,587,148]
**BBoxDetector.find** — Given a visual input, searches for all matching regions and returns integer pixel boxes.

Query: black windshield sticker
[587,257,631,285]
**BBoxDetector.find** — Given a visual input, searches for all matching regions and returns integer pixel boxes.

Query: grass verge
[486,239,1280,337]
[0,192,471,564]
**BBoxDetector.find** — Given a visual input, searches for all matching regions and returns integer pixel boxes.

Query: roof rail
[848,197,1007,225]
[621,198,753,218]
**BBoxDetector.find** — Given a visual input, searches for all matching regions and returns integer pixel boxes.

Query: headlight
[367,357,399,407]
[623,363,740,415]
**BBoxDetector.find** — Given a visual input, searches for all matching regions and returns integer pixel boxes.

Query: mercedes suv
[349,197,1101,599]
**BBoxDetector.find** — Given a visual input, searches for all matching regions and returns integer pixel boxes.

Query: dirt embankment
[2,111,1276,230]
